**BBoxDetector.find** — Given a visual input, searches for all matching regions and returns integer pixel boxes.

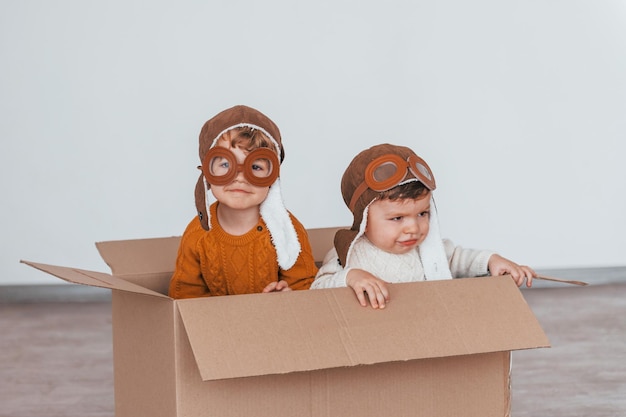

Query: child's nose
[233,169,246,182]
[403,218,420,234]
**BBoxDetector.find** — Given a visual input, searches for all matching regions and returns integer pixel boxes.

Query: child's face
[364,194,431,255]
[209,138,270,211]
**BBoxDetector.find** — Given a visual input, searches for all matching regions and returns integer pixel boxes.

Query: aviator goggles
[200,147,280,187]
[349,153,436,211]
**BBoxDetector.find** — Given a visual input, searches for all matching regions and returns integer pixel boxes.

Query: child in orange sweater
[168,105,317,299]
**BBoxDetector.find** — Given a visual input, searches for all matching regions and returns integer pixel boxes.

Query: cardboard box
[22,227,549,417]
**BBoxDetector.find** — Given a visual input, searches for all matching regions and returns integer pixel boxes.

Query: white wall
[2,0,625,285]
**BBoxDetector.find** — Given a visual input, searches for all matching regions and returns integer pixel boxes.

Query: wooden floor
[1,301,113,417]
[1,275,625,416]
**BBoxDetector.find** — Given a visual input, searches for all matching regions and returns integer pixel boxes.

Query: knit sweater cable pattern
[169,203,317,299]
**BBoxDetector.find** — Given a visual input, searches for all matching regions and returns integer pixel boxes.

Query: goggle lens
[372,162,400,183]
[249,157,274,180]
[209,156,231,177]
[408,154,435,190]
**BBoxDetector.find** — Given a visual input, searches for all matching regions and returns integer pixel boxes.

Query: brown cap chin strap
[194,173,210,230]
[334,229,359,267]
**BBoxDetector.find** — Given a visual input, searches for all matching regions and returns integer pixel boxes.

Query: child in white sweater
[312,143,536,308]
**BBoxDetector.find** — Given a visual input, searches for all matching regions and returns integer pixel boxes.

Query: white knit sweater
[311,236,494,289]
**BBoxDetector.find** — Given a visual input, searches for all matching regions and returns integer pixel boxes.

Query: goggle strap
[349,181,370,212]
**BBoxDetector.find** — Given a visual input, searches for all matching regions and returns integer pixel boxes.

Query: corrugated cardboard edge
[505,353,513,417]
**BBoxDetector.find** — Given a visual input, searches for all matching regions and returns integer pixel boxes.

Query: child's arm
[345,268,390,309]
[310,248,350,288]
[488,254,536,287]
[444,240,535,287]
[312,248,390,309]
[445,239,493,278]
[168,219,211,299]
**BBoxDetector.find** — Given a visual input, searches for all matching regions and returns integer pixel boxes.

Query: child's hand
[488,254,536,287]
[262,280,292,293]
[346,269,390,309]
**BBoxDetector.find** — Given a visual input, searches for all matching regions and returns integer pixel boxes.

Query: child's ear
[194,174,210,230]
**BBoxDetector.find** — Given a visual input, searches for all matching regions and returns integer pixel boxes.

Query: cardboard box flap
[95,236,181,277]
[20,260,168,298]
[177,276,549,381]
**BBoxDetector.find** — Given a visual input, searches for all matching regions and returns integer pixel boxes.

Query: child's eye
[390,216,403,221]
[418,211,430,218]
[210,157,230,175]
[251,159,270,173]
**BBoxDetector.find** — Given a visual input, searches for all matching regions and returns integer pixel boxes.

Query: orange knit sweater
[168,204,317,299]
